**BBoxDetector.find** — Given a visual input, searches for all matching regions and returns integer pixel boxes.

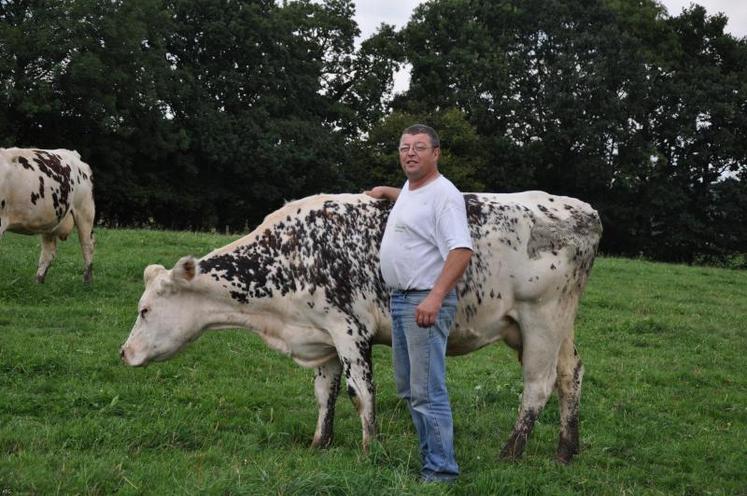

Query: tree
[393,0,747,262]
[0,0,400,229]
[355,107,487,192]
[0,0,78,145]
[2,0,744,262]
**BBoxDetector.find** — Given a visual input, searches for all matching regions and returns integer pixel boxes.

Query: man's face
[399,132,440,182]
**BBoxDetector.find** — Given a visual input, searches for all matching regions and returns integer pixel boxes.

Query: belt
[392,288,431,294]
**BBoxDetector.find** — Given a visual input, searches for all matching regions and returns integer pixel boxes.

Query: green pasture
[1,229,745,495]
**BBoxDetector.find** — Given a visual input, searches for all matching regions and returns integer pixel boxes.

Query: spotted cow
[120,191,602,463]
[0,148,95,283]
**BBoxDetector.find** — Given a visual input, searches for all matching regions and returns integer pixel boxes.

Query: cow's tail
[573,208,603,292]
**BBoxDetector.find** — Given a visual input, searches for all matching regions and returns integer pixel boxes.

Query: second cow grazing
[0,147,95,284]
[121,191,602,463]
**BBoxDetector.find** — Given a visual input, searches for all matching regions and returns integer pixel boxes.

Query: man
[366,124,473,483]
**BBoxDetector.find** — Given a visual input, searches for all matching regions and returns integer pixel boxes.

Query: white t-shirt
[379,175,473,290]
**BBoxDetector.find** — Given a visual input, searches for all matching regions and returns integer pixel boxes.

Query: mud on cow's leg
[500,305,563,461]
[335,328,376,451]
[501,407,541,460]
[555,337,584,464]
[312,358,342,448]
[35,233,58,283]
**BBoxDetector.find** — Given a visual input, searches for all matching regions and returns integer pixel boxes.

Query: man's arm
[364,186,401,201]
[415,248,473,328]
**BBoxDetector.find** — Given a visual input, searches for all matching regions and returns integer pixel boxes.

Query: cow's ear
[172,255,198,285]
[144,264,166,287]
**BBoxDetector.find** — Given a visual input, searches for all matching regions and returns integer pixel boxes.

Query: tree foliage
[0,0,744,263]
[0,0,396,229]
[382,0,747,263]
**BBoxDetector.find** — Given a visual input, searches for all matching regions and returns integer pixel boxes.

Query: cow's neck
[201,288,293,340]
[202,294,314,361]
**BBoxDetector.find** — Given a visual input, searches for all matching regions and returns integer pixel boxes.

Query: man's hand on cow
[364,186,389,199]
[415,294,443,328]
[364,187,384,199]
[364,186,401,201]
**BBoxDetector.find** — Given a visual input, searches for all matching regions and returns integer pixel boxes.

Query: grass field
[1,228,745,495]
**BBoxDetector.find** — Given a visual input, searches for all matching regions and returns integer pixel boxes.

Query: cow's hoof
[556,439,579,464]
[499,450,521,462]
[35,275,46,284]
[555,451,574,465]
[499,446,523,461]
[499,435,527,461]
[310,436,333,449]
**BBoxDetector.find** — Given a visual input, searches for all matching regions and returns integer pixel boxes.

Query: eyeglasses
[398,144,437,154]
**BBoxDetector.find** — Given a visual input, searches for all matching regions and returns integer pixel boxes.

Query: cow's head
[120,256,206,367]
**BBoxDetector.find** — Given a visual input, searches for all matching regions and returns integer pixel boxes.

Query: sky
[352,0,747,93]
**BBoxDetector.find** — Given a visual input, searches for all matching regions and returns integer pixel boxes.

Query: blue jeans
[391,289,459,482]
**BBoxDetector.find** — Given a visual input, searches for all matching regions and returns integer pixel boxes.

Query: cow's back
[463,191,601,300]
[200,193,392,315]
[198,192,601,355]
[440,191,601,352]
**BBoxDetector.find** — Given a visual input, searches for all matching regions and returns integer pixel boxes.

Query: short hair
[402,124,440,148]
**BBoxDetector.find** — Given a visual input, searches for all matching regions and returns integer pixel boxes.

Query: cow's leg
[500,304,564,461]
[73,204,95,284]
[35,233,58,283]
[335,331,376,451]
[311,358,342,448]
[555,335,584,464]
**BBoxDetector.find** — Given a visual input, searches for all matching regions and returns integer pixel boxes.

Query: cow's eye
[140,308,149,319]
